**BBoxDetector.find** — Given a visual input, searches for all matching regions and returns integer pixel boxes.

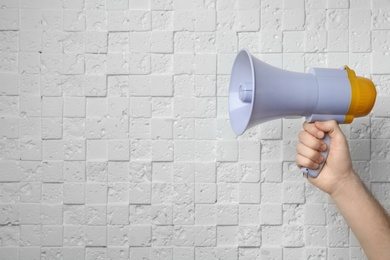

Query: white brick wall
[0,0,389,259]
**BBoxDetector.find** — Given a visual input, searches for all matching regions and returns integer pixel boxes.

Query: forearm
[330,172,390,259]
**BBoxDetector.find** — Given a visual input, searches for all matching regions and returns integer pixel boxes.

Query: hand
[295,120,354,195]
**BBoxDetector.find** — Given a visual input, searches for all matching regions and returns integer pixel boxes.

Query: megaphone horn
[228,49,376,178]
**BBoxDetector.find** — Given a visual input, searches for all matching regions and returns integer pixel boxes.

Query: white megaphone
[228,49,376,178]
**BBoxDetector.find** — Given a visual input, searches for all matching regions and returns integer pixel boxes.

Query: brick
[129,10,151,31]
[42,225,63,246]
[20,225,41,246]
[86,225,107,246]
[0,53,18,73]
[129,225,151,246]
[20,9,42,31]
[85,183,107,204]
[63,183,85,204]
[84,162,105,181]
[63,225,85,246]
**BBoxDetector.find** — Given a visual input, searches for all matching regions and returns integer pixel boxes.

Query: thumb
[314,120,345,140]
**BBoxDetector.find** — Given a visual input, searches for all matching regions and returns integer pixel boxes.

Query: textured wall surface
[0,0,389,259]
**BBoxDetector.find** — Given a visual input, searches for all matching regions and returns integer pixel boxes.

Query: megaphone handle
[301,133,331,178]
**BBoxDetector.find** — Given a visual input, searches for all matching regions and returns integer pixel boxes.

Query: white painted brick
[173,10,195,31]
[238,225,261,247]
[0,53,17,73]
[152,10,173,30]
[63,183,85,204]
[87,205,106,224]
[63,225,85,247]
[151,31,173,53]
[372,28,390,53]
[63,10,85,31]
[20,138,42,161]
[217,183,238,203]
[261,204,282,225]
[108,139,129,161]
[372,52,390,74]
[195,225,216,246]
[217,226,238,246]
[216,204,238,225]
[349,139,371,160]
[0,117,19,138]
[108,182,129,203]
[152,162,172,183]
[0,73,18,95]
[129,183,151,204]
[304,203,326,225]
[129,10,151,31]
[194,140,216,161]
[0,0,18,8]
[151,75,173,96]
[129,225,151,246]
[86,31,108,54]
[194,32,216,53]
[20,225,41,246]
[217,53,236,75]
[0,204,19,225]
[327,30,349,52]
[351,31,371,53]
[107,53,130,74]
[0,225,19,246]
[239,204,260,225]
[328,225,349,247]
[261,7,282,30]
[195,183,216,203]
[41,225,63,246]
[193,162,214,183]
[282,9,305,30]
[85,183,107,204]
[173,162,193,183]
[86,225,107,246]
[350,9,371,31]
[20,182,41,203]
[19,95,41,117]
[85,162,106,182]
[239,183,261,204]
[372,8,390,30]
[19,203,40,224]
[42,204,63,225]
[216,162,238,183]
[238,140,260,161]
[259,30,282,53]
[20,9,41,30]
[262,226,283,248]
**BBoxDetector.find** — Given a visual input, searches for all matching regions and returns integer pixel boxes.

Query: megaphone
[228,49,376,177]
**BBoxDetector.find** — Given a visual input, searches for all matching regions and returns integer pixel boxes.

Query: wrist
[329,170,362,199]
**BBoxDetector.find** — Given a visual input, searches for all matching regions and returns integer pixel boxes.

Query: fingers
[295,153,320,170]
[303,122,325,139]
[298,130,327,152]
[313,120,344,140]
[296,121,330,170]
[296,142,324,165]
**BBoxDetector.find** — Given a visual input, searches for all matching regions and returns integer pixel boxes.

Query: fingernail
[320,143,327,151]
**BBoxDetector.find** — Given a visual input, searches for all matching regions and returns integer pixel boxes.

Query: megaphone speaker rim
[228,49,255,135]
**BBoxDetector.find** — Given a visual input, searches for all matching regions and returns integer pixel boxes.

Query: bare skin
[296,120,390,259]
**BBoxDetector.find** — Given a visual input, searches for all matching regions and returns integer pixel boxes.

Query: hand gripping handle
[301,133,331,178]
